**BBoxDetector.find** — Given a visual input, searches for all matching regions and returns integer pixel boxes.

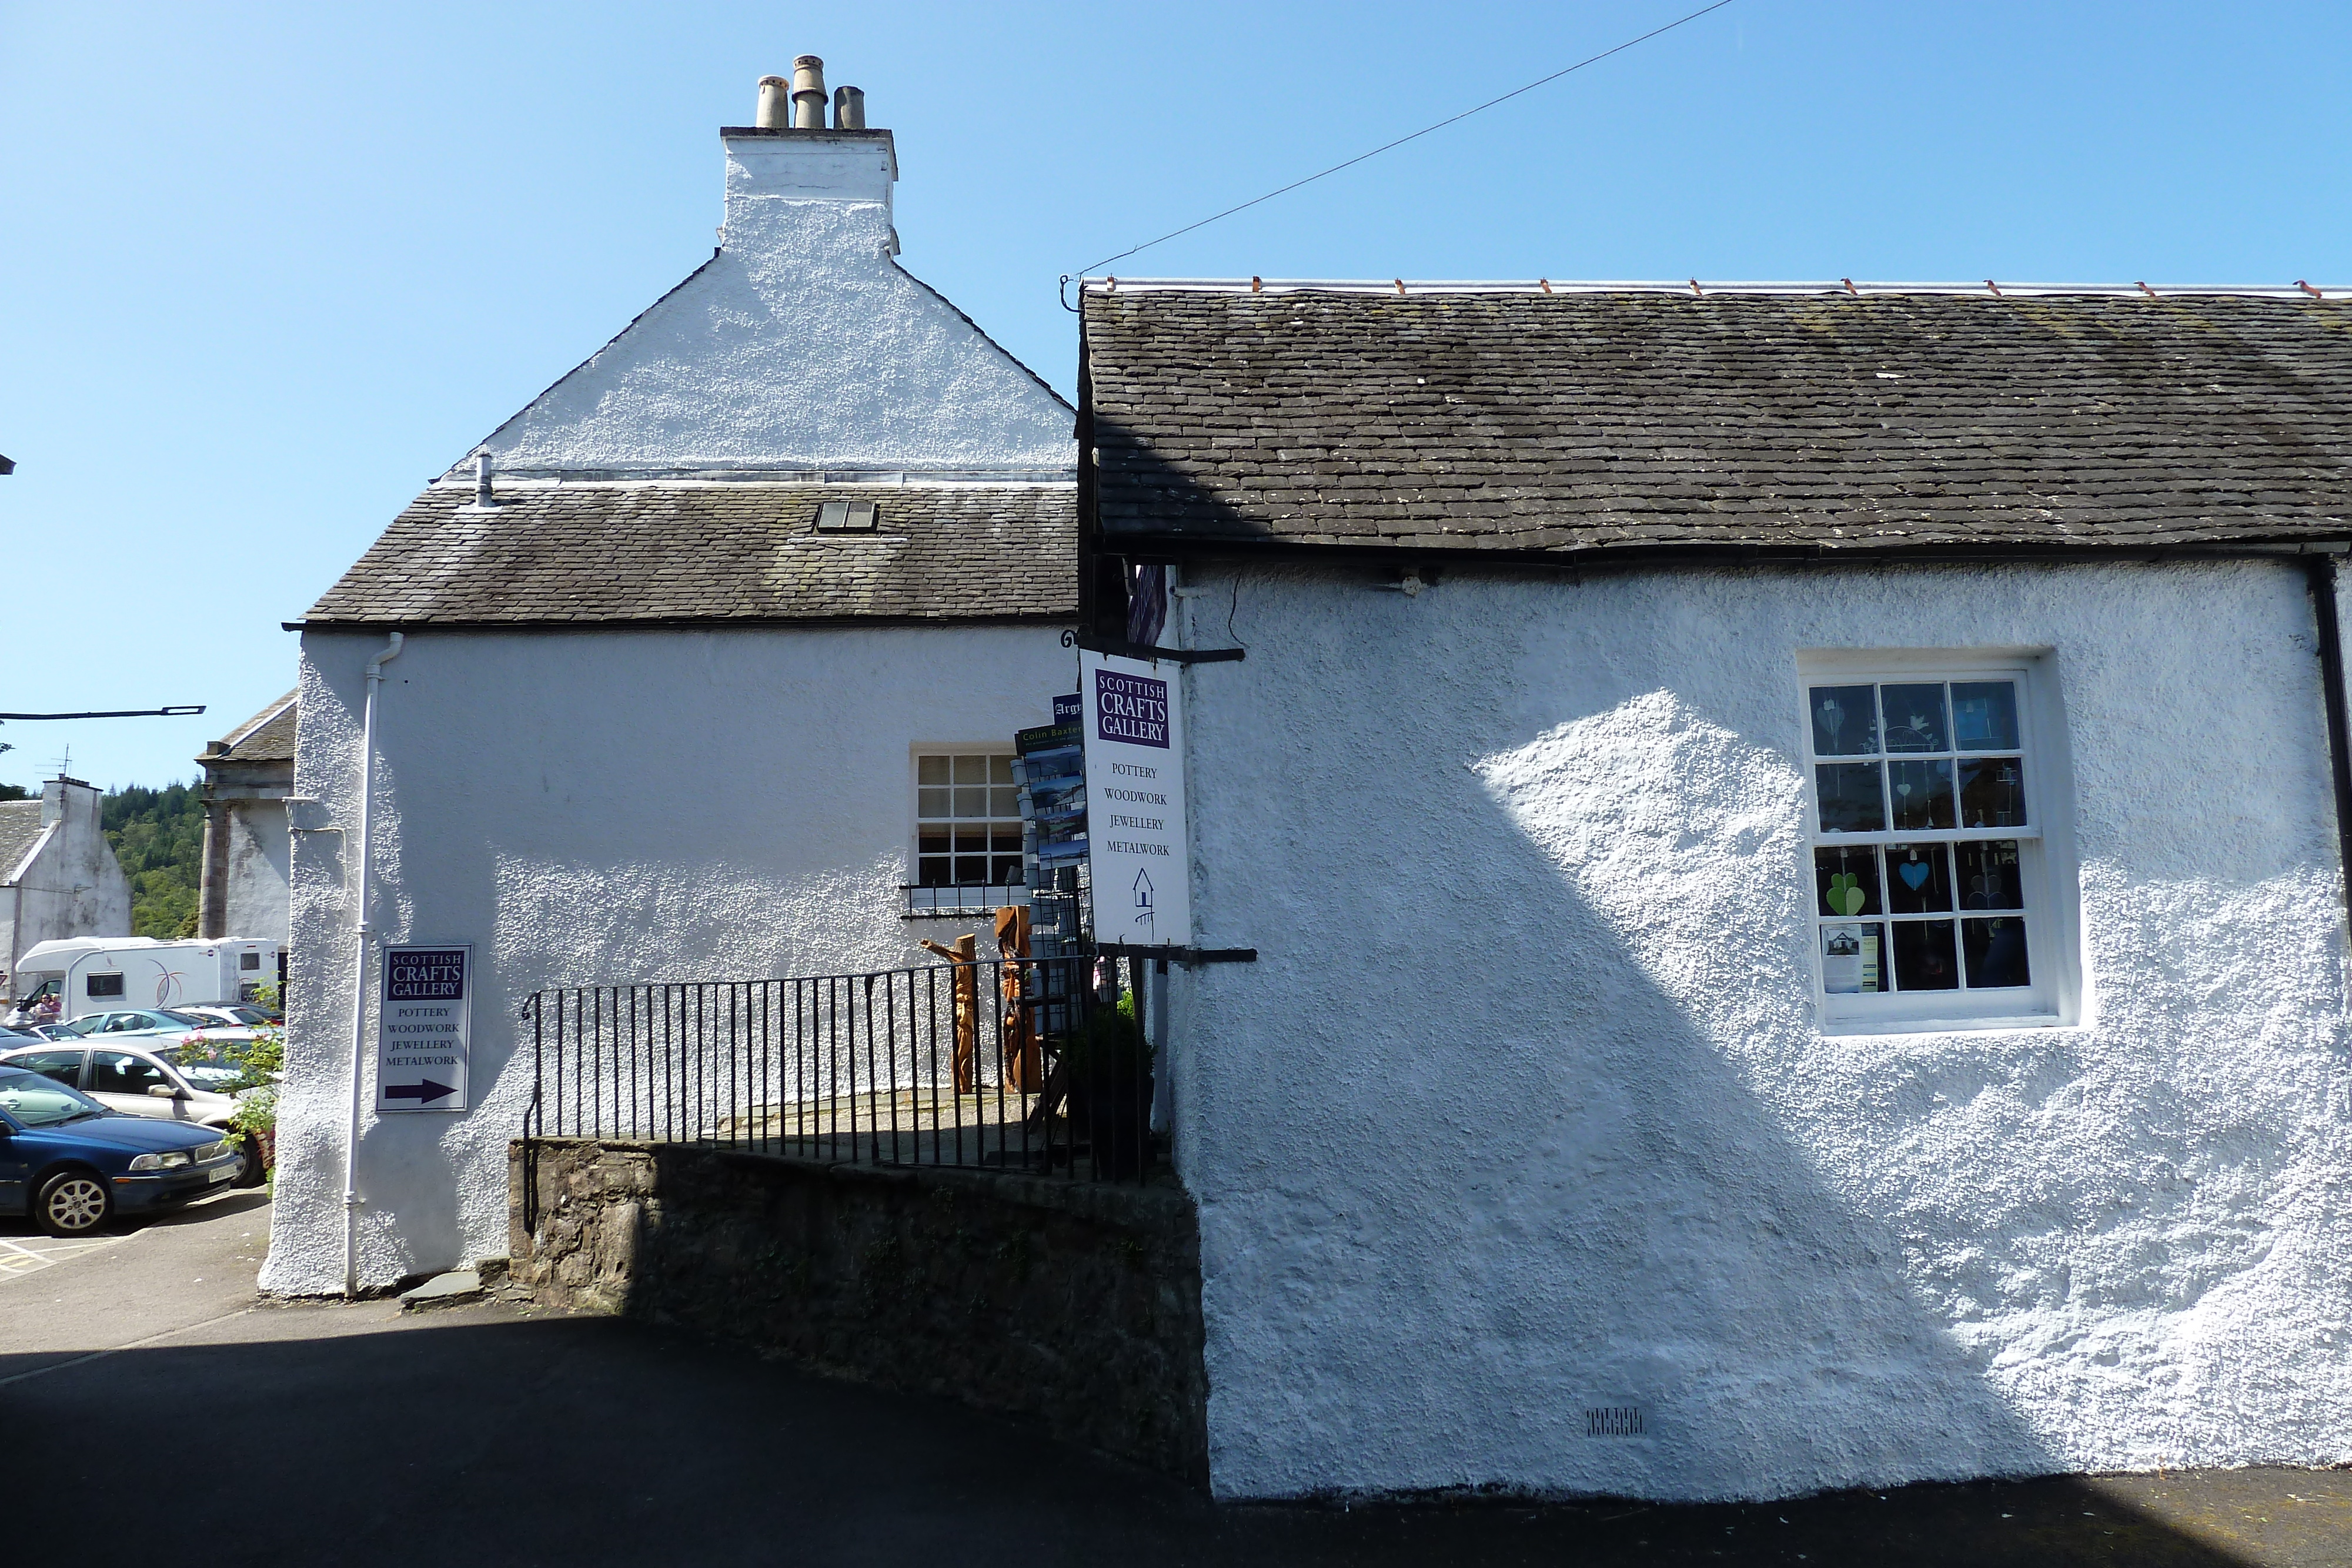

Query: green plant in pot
[1055,992,1154,1178]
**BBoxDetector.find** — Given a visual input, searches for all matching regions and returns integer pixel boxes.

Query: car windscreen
[152,1045,248,1092]
[157,1010,214,1028]
[0,1066,106,1128]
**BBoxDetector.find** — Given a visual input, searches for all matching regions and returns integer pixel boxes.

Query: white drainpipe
[343,631,403,1298]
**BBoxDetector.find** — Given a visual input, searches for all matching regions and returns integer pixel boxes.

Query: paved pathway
[7,1194,2351,1566]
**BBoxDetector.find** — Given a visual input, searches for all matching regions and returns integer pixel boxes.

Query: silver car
[0,1042,269,1187]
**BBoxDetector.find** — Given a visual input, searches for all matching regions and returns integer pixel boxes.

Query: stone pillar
[198,793,229,940]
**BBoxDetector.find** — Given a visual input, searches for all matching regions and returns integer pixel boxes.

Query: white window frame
[1798,650,2082,1034]
[908,744,1025,893]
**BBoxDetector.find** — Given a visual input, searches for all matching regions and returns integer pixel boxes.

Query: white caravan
[13,937,285,1021]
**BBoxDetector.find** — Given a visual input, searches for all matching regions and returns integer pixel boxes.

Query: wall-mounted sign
[377,944,471,1113]
[1080,651,1191,946]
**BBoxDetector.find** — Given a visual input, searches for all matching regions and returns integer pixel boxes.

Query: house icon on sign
[1132,869,1155,928]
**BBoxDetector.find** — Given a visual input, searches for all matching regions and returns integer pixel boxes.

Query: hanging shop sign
[1080,650,1192,947]
[377,943,471,1113]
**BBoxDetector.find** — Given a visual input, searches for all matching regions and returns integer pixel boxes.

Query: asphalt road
[5,1193,2351,1567]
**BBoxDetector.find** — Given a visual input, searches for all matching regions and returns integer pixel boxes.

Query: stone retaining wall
[509,1138,1207,1479]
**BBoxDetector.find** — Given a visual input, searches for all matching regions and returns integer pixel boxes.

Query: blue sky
[3,1,2344,790]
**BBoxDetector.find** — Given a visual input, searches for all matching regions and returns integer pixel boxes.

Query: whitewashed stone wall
[2,781,133,981]
[259,626,1075,1296]
[1166,556,2352,1501]
[219,801,290,944]
[475,133,1071,478]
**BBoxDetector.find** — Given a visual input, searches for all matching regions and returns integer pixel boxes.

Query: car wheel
[35,1169,112,1237]
[232,1134,267,1188]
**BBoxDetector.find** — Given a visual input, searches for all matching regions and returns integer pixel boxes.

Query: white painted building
[260,67,1076,1296]
[0,777,134,999]
[196,691,296,947]
[1080,280,2352,1500]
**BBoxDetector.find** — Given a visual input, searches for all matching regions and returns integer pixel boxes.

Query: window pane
[1886,844,1953,914]
[991,855,1025,885]
[1809,686,1879,757]
[990,755,1015,784]
[918,788,950,818]
[1816,763,1886,833]
[990,786,1019,817]
[1957,840,2025,911]
[918,756,949,786]
[918,827,949,855]
[953,825,987,852]
[1881,684,1950,754]
[90,1052,166,1095]
[1888,759,1955,830]
[953,787,987,817]
[991,827,1023,853]
[1963,917,2032,988]
[953,856,988,884]
[1821,924,1886,994]
[1956,756,2027,828]
[917,856,951,887]
[953,755,987,784]
[1891,920,1960,991]
[1815,845,1882,917]
[1951,682,2020,750]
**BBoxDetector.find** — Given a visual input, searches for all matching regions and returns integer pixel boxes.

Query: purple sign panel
[386,948,467,1001]
[1094,669,1170,749]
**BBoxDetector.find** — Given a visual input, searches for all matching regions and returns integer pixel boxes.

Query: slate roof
[212,693,298,764]
[0,800,46,884]
[1081,287,2352,556]
[300,484,1076,627]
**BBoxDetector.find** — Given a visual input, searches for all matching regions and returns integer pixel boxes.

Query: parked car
[0,1024,43,1047]
[0,1066,242,1235]
[181,1004,279,1029]
[0,1042,270,1186]
[49,1008,263,1049]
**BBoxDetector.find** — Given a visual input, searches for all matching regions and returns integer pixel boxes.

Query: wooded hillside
[103,783,204,938]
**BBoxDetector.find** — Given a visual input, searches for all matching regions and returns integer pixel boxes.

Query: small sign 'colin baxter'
[1080,653,1191,945]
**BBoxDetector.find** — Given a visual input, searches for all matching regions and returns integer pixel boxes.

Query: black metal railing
[520,952,1158,1184]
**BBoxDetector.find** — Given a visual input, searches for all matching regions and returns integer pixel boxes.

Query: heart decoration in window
[1827,872,1867,916]
[1898,859,1932,891]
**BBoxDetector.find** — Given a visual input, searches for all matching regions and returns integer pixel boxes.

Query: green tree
[102,783,206,937]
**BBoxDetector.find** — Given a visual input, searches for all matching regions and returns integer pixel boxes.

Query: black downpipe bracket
[2304,555,2352,931]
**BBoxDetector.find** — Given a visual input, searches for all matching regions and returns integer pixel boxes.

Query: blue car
[0,1065,243,1236]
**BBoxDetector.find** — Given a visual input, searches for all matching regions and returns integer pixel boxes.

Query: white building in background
[261,63,1077,1296]
[0,777,133,998]
[1079,280,2352,1500]
[196,691,296,947]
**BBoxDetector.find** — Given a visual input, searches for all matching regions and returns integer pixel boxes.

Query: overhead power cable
[1074,0,1738,276]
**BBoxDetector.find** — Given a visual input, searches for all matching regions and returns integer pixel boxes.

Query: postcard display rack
[1014,696,1091,959]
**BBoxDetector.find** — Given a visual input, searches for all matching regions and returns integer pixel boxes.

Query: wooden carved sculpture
[994,904,1041,1092]
[918,932,981,1094]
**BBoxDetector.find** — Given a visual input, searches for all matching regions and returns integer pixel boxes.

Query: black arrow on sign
[385,1079,456,1103]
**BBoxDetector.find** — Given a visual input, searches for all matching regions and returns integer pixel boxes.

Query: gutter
[2304,560,2352,937]
[1083,533,2352,574]
[280,613,1079,636]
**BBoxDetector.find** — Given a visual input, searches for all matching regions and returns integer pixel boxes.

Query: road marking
[0,1231,127,1282]
[0,1305,258,1388]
